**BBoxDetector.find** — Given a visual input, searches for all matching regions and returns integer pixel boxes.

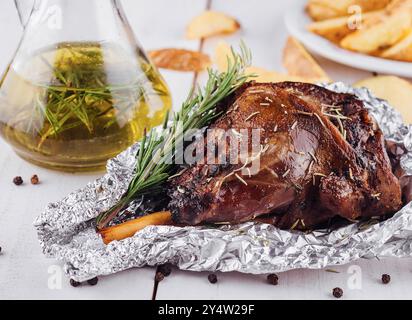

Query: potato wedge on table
[214,41,233,72]
[214,41,330,83]
[186,11,240,40]
[149,48,211,72]
[307,0,392,21]
[283,37,330,82]
[246,67,324,84]
[354,76,412,123]
[308,10,384,43]
[381,29,412,61]
[215,41,329,84]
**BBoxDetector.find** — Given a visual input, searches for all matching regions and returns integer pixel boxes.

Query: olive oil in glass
[1,0,172,171]
[0,42,171,171]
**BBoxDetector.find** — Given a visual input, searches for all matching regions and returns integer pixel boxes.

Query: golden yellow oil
[0,42,171,171]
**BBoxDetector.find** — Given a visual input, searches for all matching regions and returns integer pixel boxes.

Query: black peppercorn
[155,271,165,283]
[87,277,98,286]
[70,279,81,287]
[332,287,343,298]
[208,273,218,284]
[382,274,391,284]
[158,263,172,277]
[31,175,39,185]
[267,274,279,285]
[13,176,23,186]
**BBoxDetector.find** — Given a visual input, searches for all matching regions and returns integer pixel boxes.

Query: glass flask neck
[16,0,125,27]
[13,0,141,64]
[14,0,34,28]
[17,0,127,37]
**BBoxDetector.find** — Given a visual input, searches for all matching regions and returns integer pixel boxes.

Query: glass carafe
[0,0,171,171]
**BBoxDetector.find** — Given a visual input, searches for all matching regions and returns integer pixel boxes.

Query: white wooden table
[0,0,412,300]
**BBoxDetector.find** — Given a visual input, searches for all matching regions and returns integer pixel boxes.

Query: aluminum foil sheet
[35,82,412,282]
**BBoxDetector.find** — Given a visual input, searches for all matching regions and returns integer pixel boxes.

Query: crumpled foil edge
[34,82,412,282]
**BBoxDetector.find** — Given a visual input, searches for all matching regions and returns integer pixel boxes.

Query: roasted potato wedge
[386,0,412,11]
[186,11,240,40]
[381,29,412,61]
[308,15,354,43]
[307,10,384,43]
[149,48,211,72]
[307,0,392,21]
[354,76,412,123]
[340,5,412,54]
[283,37,330,82]
[307,2,340,21]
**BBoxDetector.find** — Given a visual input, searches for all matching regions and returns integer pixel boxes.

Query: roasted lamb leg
[168,82,402,230]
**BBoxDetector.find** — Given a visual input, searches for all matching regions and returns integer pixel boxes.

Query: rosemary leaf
[96,43,253,228]
[325,269,340,274]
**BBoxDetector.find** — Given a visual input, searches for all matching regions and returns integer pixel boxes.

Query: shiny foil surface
[34,83,412,282]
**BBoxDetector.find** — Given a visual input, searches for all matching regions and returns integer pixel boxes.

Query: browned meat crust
[168,82,402,230]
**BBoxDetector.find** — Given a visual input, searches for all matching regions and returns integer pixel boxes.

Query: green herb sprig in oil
[29,43,169,147]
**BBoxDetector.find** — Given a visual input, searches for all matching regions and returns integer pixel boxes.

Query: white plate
[284,0,412,78]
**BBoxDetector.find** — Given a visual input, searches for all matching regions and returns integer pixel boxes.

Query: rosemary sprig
[27,43,170,147]
[96,44,253,229]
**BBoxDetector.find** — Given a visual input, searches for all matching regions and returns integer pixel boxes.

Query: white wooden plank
[157,258,412,300]
[0,0,204,299]
[124,0,206,112]
[0,0,22,73]
[124,0,204,50]
[0,138,159,300]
